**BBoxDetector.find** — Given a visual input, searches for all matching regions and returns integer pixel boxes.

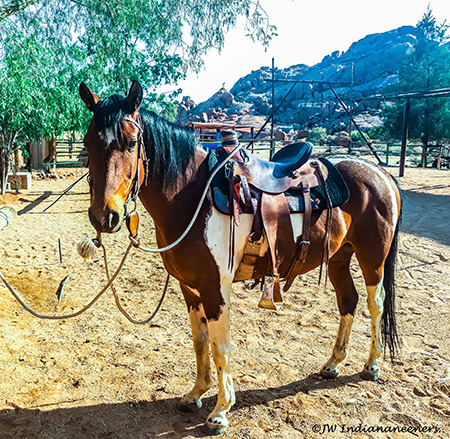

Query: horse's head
[79,81,145,233]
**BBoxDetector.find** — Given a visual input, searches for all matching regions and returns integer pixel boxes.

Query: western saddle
[215,130,335,310]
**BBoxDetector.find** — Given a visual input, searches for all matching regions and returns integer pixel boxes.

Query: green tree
[381,6,450,144]
[0,0,276,193]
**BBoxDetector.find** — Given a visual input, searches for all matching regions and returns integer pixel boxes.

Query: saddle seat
[234,141,328,194]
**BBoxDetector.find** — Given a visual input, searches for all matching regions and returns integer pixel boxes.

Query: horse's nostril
[108,210,120,230]
[108,212,114,229]
[88,207,121,233]
[107,210,120,230]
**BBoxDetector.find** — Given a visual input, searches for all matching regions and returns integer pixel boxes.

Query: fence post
[421,145,427,168]
[270,57,275,160]
[399,100,410,177]
[386,142,390,166]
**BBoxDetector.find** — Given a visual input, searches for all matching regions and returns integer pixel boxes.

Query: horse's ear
[79,83,100,111]
[124,80,143,114]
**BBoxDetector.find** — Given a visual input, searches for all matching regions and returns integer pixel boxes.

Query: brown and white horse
[79,81,401,434]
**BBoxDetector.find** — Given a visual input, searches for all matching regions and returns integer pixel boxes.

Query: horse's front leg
[203,280,234,435]
[179,283,212,411]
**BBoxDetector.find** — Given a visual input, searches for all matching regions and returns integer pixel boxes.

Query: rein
[0,121,244,324]
[122,115,246,253]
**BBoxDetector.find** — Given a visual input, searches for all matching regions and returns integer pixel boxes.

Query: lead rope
[0,242,133,320]
[0,125,245,322]
[100,242,169,324]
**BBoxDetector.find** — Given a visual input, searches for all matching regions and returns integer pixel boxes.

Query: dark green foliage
[381,6,450,142]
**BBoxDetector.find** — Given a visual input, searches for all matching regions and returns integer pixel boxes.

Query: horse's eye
[126,140,138,151]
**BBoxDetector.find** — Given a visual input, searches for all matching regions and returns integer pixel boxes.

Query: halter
[122,115,148,246]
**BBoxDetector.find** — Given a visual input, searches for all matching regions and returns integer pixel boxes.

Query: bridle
[122,114,148,213]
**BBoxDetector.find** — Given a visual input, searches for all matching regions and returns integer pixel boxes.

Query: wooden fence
[54,138,85,164]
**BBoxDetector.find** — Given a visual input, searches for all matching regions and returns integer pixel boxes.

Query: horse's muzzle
[88,207,122,233]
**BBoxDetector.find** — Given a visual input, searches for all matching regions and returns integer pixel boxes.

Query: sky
[158,0,450,104]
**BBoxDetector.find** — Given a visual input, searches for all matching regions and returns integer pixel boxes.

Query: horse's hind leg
[361,278,385,381]
[178,283,212,411]
[355,248,391,381]
[320,243,358,379]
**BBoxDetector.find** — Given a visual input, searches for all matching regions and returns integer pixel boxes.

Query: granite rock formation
[178,26,419,136]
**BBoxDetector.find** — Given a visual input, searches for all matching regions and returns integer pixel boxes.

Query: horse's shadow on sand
[0,373,363,439]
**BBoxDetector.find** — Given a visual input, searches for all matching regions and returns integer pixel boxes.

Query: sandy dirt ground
[0,165,449,439]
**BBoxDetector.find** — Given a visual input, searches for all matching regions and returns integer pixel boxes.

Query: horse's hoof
[360,364,380,381]
[201,417,229,435]
[320,366,339,379]
[178,398,202,412]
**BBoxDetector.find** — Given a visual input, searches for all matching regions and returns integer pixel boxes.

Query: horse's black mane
[93,94,197,192]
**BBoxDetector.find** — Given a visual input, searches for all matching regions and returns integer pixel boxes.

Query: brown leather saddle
[210,132,344,310]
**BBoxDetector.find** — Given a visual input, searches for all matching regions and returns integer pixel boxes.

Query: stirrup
[258,275,283,310]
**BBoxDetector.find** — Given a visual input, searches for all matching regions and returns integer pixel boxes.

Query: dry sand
[0,166,449,439]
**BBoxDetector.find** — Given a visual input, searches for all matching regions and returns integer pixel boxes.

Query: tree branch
[0,0,41,21]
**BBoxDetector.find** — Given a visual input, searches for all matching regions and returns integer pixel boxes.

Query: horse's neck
[139,146,209,240]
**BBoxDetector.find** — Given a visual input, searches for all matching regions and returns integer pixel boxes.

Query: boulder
[335,135,351,147]
[274,129,287,141]
[193,88,235,116]
[297,130,309,140]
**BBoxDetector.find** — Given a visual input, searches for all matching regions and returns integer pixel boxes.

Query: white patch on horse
[98,127,116,147]
[180,305,212,409]
[329,156,399,232]
[204,208,254,282]
[206,304,234,431]
[364,280,385,377]
[290,213,304,241]
[203,207,253,430]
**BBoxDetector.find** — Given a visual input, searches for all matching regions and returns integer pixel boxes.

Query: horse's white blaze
[98,127,116,147]
[329,156,399,232]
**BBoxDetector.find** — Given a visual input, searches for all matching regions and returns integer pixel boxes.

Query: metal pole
[399,100,410,177]
[328,83,384,164]
[270,57,275,159]
[250,126,255,153]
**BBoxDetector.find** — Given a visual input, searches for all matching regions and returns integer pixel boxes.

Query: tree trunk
[0,0,40,21]
[0,148,9,196]
[43,136,57,176]
[43,136,56,163]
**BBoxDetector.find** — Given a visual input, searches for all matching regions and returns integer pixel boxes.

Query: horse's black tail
[382,179,402,361]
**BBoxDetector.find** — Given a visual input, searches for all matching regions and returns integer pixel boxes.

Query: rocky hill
[177,25,419,135]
